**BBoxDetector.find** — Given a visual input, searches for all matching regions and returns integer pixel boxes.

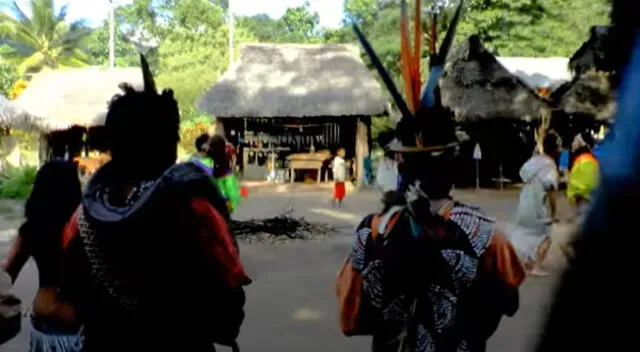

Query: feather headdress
[354,0,465,153]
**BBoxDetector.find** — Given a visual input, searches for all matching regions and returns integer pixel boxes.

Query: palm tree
[0,0,93,76]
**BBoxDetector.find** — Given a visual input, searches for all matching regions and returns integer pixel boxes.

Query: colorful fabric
[60,162,248,349]
[559,149,570,170]
[567,153,599,205]
[215,172,242,213]
[347,201,523,351]
[191,156,214,176]
[334,182,346,201]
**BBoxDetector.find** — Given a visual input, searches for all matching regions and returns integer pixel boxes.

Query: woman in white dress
[510,132,561,276]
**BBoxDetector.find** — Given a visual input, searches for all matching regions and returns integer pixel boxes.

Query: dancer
[3,160,83,351]
[191,133,214,175]
[338,2,524,350]
[208,135,242,213]
[60,55,250,351]
[510,132,561,276]
[567,132,600,222]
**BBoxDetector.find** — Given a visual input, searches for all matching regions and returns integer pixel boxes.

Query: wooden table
[287,152,330,183]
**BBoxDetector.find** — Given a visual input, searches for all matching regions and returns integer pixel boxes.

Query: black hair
[104,86,180,180]
[398,150,455,199]
[207,135,230,178]
[22,160,81,245]
[195,133,210,153]
[543,132,561,156]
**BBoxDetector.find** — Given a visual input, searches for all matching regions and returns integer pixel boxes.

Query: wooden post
[355,119,369,188]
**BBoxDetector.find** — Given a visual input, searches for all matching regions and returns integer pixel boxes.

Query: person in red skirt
[332,148,347,207]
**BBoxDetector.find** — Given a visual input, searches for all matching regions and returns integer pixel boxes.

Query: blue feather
[353,24,413,119]
[420,0,464,108]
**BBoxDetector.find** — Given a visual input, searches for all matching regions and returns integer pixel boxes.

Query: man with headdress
[336,1,525,351]
[59,55,250,351]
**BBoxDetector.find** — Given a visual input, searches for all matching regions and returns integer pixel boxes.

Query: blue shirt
[559,149,570,170]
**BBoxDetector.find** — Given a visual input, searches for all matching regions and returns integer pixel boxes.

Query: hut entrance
[220,117,364,183]
[43,126,111,180]
[456,120,536,188]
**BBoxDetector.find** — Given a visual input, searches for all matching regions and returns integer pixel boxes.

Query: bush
[0,166,37,200]
[179,110,213,154]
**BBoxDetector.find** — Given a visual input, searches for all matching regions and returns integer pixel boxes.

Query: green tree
[237,14,286,42]
[457,0,610,56]
[0,0,93,75]
[0,61,18,95]
[85,20,140,67]
[281,1,321,42]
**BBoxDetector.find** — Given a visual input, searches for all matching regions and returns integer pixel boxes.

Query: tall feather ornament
[412,0,423,109]
[140,54,157,94]
[400,0,416,112]
[421,0,464,108]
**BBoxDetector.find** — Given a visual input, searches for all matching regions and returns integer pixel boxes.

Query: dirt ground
[0,186,575,352]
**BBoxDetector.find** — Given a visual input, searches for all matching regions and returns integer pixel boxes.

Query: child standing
[332,148,347,207]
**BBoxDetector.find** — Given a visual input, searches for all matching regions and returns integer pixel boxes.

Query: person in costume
[208,135,242,213]
[59,55,250,351]
[3,160,83,352]
[191,133,214,175]
[567,131,600,221]
[332,147,348,207]
[510,132,561,276]
[337,2,525,351]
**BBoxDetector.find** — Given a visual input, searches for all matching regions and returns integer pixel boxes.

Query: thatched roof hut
[550,71,615,122]
[569,26,613,75]
[440,35,550,123]
[0,94,43,131]
[14,67,143,132]
[196,43,388,118]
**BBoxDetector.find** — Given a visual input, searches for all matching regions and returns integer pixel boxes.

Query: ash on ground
[230,215,334,243]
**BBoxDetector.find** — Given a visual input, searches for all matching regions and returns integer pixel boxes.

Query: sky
[4,0,345,28]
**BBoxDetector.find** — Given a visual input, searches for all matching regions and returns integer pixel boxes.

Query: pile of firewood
[229,213,332,240]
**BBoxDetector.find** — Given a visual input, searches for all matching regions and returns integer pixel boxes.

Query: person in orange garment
[58,55,250,352]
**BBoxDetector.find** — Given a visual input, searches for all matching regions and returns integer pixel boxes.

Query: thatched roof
[0,95,44,131]
[196,43,389,118]
[550,71,615,122]
[569,26,612,75]
[14,67,143,132]
[440,36,550,123]
[497,57,571,90]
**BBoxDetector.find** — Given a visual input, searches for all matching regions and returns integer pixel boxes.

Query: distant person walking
[510,132,562,276]
[332,148,347,207]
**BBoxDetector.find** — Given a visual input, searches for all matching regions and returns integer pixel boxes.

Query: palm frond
[8,1,34,33]
[16,51,44,75]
